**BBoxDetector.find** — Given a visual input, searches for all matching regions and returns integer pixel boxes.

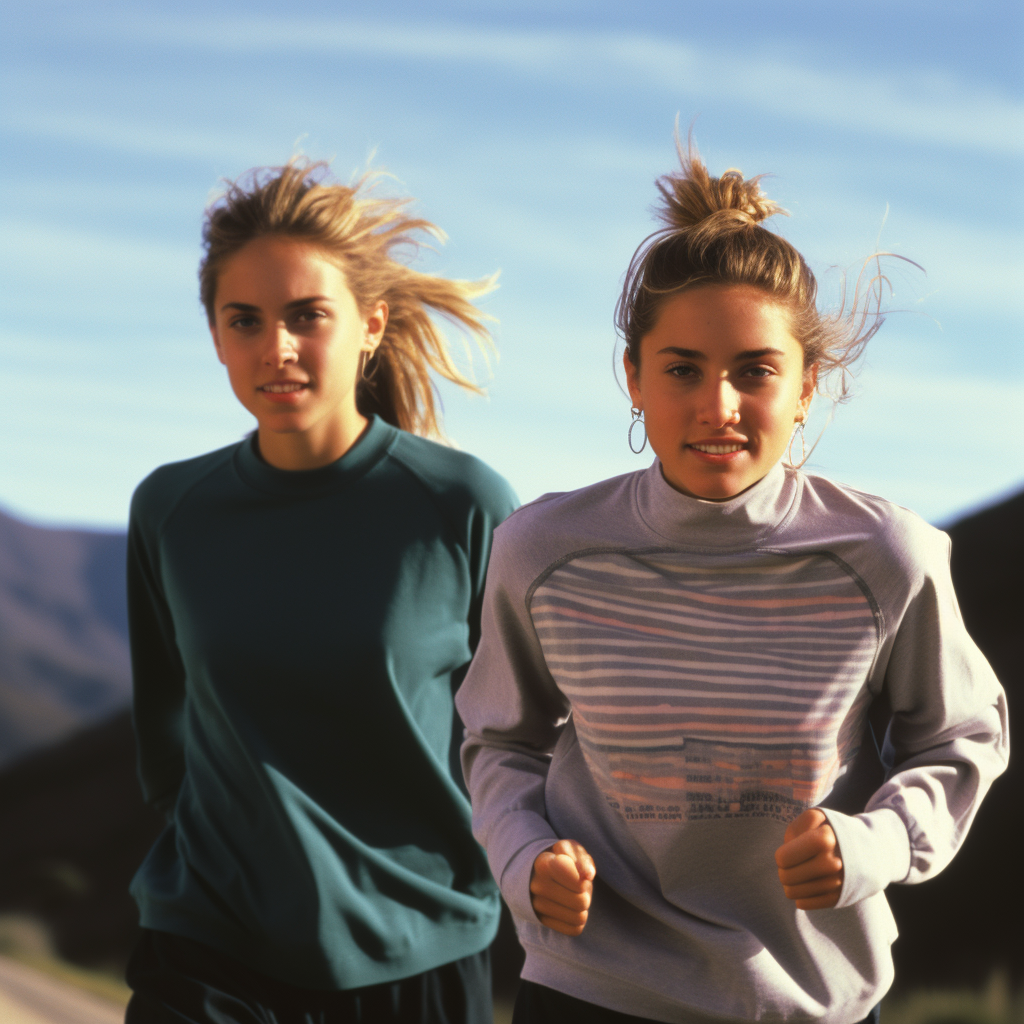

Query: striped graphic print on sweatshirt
[529,547,881,824]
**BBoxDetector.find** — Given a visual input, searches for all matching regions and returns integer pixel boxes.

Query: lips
[684,437,750,465]
[689,442,745,454]
[257,380,310,404]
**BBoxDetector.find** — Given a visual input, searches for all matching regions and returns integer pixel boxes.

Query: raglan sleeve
[821,526,1009,908]
[464,467,520,653]
[456,517,573,923]
[127,478,187,818]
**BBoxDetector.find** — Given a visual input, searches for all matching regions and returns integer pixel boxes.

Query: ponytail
[617,132,904,402]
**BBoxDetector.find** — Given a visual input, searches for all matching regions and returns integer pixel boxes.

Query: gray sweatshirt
[457,461,1007,1024]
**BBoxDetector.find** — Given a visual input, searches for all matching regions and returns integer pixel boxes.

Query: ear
[623,349,642,409]
[362,300,389,354]
[210,323,227,366]
[798,363,818,420]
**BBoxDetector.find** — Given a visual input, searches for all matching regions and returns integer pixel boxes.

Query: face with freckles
[210,236,387,470]
[624,284,816,501]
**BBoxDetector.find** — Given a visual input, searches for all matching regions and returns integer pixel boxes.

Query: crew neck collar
[634,460,799,549]
[234,415,397,496]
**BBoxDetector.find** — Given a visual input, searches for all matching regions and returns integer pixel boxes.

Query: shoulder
[794,471,950,580]
[385,430,518,522]
[497,471,639,540]
[130,443,240,532]
[489,471,642,582]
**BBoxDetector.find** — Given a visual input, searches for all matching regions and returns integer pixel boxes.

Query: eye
[293,308,327,325]
[667,363,699,379]
[229,315,258,329]
[741,365,775,378]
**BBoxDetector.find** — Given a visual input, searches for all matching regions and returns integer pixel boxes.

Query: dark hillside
[946,491,1021,690]
[0,709,162,971]
[0,510,130,768]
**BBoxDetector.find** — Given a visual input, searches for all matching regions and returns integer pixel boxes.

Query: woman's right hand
[529,839,596,936]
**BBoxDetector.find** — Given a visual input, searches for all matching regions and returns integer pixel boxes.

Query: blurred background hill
[0,512,130,769]
[0,491,1019,1000]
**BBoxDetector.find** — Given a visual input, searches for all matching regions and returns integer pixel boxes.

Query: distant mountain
[0,511,130,768]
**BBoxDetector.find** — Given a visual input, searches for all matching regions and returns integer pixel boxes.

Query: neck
[659,463,765,503]
[257,410,369,471]
[636,460,797,549]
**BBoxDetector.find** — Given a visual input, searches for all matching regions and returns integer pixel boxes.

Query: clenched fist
[775,808,844,910]
[530,839,596,936]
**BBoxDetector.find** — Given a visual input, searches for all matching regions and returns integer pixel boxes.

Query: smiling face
[210,236,387,470]
[624,284,816,501]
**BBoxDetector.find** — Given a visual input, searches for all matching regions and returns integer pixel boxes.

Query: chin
[665,468,752,502]
[697,486,745,502]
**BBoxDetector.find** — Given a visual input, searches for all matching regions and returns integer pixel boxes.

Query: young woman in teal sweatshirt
[125,160,517,1023]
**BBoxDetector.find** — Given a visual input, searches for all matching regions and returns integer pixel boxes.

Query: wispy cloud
[806,365,1024,521]
[0,221,199,328]
[0,107,271,168]
[28,12,1023,156]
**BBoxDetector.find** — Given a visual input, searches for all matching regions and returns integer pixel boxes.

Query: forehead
[217,236,349,300]
[645,285,800,356]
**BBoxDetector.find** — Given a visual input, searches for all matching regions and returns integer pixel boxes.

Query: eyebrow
[219,296,333,313]
[656,346,787,360]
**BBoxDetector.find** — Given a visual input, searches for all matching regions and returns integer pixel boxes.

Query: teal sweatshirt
[127,415,518,990]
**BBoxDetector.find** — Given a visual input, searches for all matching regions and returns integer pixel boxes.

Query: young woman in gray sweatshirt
[456,140,1008,1024]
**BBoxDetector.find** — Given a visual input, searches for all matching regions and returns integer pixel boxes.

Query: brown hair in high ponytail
[200,158,495,438]
[617,132,898,402]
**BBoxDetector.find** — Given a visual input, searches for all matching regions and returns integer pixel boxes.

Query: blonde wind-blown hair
[200,159,495,439]
[617,133,911,407]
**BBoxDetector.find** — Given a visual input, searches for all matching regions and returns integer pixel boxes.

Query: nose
[264,323,298,367]
[698,377,741,428]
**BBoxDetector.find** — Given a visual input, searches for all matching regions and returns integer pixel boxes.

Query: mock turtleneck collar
[634,460,800,550]
[233,414,397,496]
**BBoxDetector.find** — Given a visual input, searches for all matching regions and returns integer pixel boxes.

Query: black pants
[125,929,492,1024]
[512,981,882,1024]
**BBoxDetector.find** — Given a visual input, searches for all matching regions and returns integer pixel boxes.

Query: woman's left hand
[774,808,844,909]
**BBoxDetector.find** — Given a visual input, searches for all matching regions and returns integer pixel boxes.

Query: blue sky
[2,0,1022,529]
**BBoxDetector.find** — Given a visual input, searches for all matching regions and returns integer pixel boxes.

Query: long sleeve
[457,527,571,923]
[429,458,519,791]
[127,484,186,810]
[821,528,1009,908]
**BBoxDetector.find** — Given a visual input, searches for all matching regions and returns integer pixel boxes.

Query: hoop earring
[788,419,807,466]
[360,347,378,381]
[628,407,648,454]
